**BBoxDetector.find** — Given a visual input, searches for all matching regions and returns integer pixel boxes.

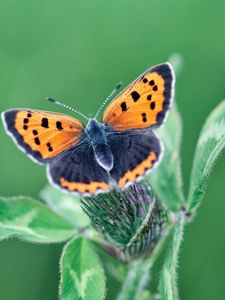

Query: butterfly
[2,63,175,196]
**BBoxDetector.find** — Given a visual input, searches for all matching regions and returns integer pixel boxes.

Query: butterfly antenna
[47,98,89,121]
[95,82,122,119]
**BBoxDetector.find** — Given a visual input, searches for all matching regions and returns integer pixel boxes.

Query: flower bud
[81,181,168,262]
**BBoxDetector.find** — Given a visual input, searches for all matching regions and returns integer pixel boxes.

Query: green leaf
[0,196,75,243]
[187,100,225,211]
[149,103,185,211]
[169,52,184,77]
[41,185,89,228]
[0,232,12,241]
[60,236,106,300]
[159,215,184,300]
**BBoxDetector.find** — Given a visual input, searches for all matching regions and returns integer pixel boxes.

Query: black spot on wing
[150,102,155,110]
[34,137,41,145]
[41,118,49,128]
[56,121,63,130]
[141,113,147,122]
[131,91,140,102]
[47,142,53,152]
[121,102,127,112]
[149,80,155,86]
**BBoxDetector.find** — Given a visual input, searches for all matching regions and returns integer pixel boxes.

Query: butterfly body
[2,63,175,196]
[84,118,114,171]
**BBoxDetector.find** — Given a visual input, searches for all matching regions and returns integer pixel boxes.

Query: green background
[1,0,225,299]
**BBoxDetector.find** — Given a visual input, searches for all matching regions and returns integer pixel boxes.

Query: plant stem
[159,214,184,300]
[116,259,150,300]
[116,230,170,300]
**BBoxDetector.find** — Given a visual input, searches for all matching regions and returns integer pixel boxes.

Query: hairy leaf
[149,104,185,211]
[159,215,184,300]
[187,100,225,211]
[41,185,89,228]
[60,236,106,300]
[0,196,75,243]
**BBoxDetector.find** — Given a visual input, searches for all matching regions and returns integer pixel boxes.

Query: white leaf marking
[70,268,95,298]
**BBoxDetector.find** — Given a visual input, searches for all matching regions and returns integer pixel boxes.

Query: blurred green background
[1,0,225,299]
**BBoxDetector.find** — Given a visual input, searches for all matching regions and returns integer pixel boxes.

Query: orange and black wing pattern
[48,140,111,196]
[108,129,162,189]
[2,109,83,163]
[102,63,174,131]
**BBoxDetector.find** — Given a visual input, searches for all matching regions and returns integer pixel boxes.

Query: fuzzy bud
[81,181,168,262]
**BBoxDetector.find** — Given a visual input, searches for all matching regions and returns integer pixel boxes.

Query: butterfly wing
[107,129,162,188]
[48,140,110,195]
[2,109,84,163]
[102,63,174,131]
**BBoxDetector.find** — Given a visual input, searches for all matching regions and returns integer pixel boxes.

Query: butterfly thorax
[85,118,114,171]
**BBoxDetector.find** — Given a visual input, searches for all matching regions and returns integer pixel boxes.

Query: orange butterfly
[2,63,175,196]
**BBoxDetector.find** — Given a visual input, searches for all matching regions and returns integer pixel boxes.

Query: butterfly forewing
[2,109,84,163]
[102,63,174,131]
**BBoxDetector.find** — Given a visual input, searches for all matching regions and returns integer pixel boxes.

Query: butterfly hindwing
[48,140,110,195]
[107,129,162,188]
[2,109,83,163]
[102,63,174,131]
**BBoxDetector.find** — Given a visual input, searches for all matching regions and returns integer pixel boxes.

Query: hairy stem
[159,214,184,300]
[116,230,170,300]
[116,259,150,300]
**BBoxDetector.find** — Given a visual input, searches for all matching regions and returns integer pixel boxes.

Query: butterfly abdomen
[94,143,113,171]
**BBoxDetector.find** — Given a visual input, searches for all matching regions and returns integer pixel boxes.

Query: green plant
[1,65,225,299]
